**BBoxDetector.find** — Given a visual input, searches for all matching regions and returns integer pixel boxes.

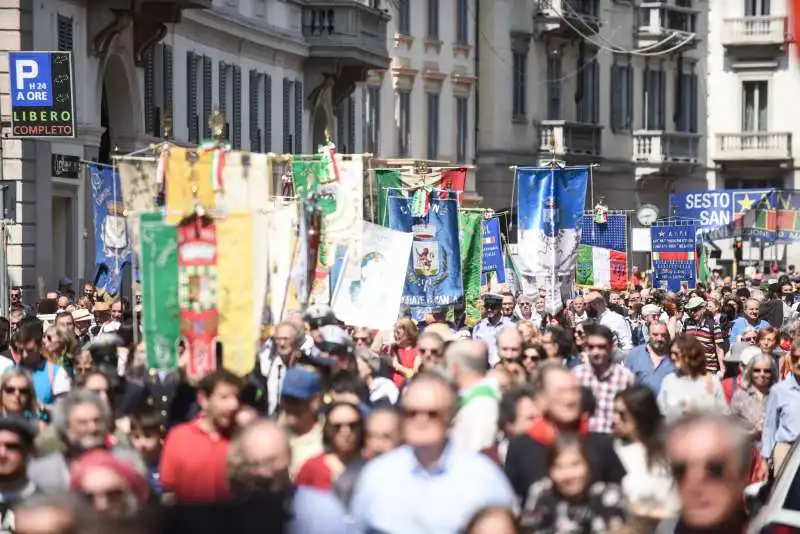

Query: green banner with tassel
[460,211,484,327]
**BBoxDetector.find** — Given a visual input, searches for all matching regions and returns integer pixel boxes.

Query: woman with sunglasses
[519,432,627,532]
[612,385,679,525]
[731,353,775,482]
[295,401,365,496]
[0,368,43,428]
[520,343,545,377]
[42,325,77,372]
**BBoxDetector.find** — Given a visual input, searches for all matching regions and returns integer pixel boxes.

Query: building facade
[0,0,389,296]
[476,0,708,216]
[349,0,478,194]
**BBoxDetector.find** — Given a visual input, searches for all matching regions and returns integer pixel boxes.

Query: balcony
[636,2,699,53]
[534,0,601,39]
[299,1,390,70]
[537,120,602,159]
[715,132,792,162]
[721,16,786,55]
[633,131,701,165]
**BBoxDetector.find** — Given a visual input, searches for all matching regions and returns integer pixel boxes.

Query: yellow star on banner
[738,194,755,212]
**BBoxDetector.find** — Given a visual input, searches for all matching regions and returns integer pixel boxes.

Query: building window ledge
[394,33,414,49]
[423,38,444,54]
[422,68,447,91]
[512,115,528,124]
[391,67,419,90]
[453,43,472,58]
[451,72,476,95]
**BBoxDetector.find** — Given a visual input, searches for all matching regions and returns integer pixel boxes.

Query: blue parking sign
[9,52,53,107]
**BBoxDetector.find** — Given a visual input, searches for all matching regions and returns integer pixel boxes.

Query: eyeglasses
[330,421,361,432]
[741,336,757,342]
[752,368,772,375]
[3,386,28,395]
[670,458,727,483]
[500,357,520,365]
[574,330,585,337]
[522,353,540,361]
[403,408,445,421]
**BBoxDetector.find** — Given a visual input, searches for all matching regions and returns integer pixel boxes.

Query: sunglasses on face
[354,337,370,343]
[500,357,520,365]
[330,421,360,433]
[3,386,28,395]
[752,367,771,375]
[670,458,727,484]
[741,336,757,342]
[523,353,540,361]
[575,331,585,337]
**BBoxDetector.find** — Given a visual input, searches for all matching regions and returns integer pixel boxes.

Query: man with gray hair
[729,297,770,345]
[656,413,750,533]
[446,340,499,452]
[251,320,308,416]
[28,389,145,492]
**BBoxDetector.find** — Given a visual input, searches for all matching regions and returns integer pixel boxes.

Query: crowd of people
[0,269,798,533]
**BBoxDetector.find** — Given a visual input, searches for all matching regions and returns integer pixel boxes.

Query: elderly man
[584,291,633,352]
[227,419,347,533]
[248,320,306,416]
[447,340,500,452]
[683,295,725,374]
[729,297,770,345]
[473,294,516,366]
[633,303,662,346]
[625,320,676,395]
[352,373,515,533]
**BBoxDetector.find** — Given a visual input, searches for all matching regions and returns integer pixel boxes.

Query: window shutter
[249,70,260,152]
[592,60,600,124]
[625,66,633,130]
[202,56,213,140]
[163,45,173,123]
[610,65,621,131]
[264,74,273,153]
[144,49,156,136]
[219,62,228,116]
[282,77,291,153]
[187,51,198,143]
[348,94,356,153]
[294,80,303,153]
[336,100,346,150]
[57,15,73,52]
[657,70,666,130]
[689,73,698,133]
[232,66,242,149]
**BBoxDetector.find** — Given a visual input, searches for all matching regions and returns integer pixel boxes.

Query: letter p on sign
[14,60,38,91]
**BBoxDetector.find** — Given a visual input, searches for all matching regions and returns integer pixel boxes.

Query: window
[283,78,293,153]
[57,14,73,52]
[427,0,439,39]
[364,85,381,154]
[396,90,411,157]
[426,92,440,160]
[294,80,303,153]
[642,63,666,130]
[575,46,599,124]
[512,51,527,119]
[249,71,262,152]
[143,45,172,137]
[546,55,562,120]
[232,66,242,149]
[456,96,468,163]
[264,74,272,152]
[397,0,410,35]
[610,58,633,132]
[186,52,199,143]
[456,0,469,44]
[742,81,768,131]
[745,0,770,15]
[675,60,698,133]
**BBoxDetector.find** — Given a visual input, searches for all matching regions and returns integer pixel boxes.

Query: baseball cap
[317,325,353,355]
[641,304,661,317]
[685,295,706,310]
[483,294,502,307]
[281,367,322,400]
[303,305,337,329]
[0,414,37,445]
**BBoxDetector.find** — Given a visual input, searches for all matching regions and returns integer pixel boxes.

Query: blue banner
[387,189,463,309]
[481,216,505,285]
[776,191,800,242]
[651,222,698,292]
[669,189,776,241]
[90,163,131,297]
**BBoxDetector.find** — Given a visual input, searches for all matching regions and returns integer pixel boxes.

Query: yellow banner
[164,147,216,224]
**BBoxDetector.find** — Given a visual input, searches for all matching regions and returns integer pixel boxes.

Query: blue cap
[281,367,322,400]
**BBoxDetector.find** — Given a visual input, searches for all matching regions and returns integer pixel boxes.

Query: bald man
[228,420,347,534]
[585,291,633,352]
[496,327,523,366]
[445,340,500,452]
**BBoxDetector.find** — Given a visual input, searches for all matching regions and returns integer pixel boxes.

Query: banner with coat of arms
[387,189,463,310]
[89,162,131,297]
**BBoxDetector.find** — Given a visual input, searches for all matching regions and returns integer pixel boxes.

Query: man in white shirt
[585,291,633,353]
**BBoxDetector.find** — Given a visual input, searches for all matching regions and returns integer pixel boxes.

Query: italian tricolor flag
[576,244,628,290]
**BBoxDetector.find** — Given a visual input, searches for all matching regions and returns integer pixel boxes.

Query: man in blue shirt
[625,321,676,395]
[473,294,515,367]
[16,319,70,409]
[351,372,515,533]
[729,298,770,345]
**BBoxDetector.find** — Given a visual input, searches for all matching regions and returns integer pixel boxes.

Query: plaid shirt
[574,362,635,434]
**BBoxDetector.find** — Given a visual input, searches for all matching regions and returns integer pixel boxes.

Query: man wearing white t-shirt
[585,291,633,353]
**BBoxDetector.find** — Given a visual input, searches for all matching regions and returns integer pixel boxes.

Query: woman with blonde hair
[387,317,420,388]
[516,320,539,345]
[0,368,42,426]
[43,325,77,367]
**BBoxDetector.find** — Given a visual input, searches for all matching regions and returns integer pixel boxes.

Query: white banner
[332,222,412,330]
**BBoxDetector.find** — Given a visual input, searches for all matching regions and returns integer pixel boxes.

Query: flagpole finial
[414,160,429,175]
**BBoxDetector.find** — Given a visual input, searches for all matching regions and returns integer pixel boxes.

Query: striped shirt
[682,318,723,373]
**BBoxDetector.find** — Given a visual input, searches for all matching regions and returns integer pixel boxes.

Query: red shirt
[391,345,419,387]
[160,418,231,503]
[294,453,334,491]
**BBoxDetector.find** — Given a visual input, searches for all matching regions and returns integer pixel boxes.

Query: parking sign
[8,51,74,138]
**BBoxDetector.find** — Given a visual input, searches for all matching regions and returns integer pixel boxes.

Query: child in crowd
[129,407,166,498]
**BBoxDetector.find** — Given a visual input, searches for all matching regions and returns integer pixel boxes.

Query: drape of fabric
[216,151,272,212]
[117,158,161,279]
[165,147,216,225]
[264,201,300,330]
[217,211,256,376]
[459,211,483,327]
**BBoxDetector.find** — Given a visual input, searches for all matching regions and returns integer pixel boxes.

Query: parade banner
[669,189,776,241]
[460,211,483,326]
[89,162,131,297]
[577,214,628,290]
[331,222,413,330]
[388,189,463,309]
[651,221,698,292]
[264,200,299,327]
[374,167,466,226]
[481,216,506,286]
[217,211,255,377]
[139,212,179,372]
[178,218,218,382]
[116,157,161,283]
[164,147,216,225]
[516,165,589,312]
[777,191,800,242]
[217,151,272,213]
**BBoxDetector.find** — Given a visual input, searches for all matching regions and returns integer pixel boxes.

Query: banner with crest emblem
[89,162,131,297]
[387,189,463,310]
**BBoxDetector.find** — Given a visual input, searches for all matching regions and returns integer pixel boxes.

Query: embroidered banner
[481,216,506,286]
[217,150,272,213]
[374,167,467,226]
[264,200,300,328]
[89,162,131,297]
[116,157,161,282]
[139,211,179,373]
[460,211,483,327]
[165,147,216,225]
[652,220,698,292]
[387,189,463,310]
